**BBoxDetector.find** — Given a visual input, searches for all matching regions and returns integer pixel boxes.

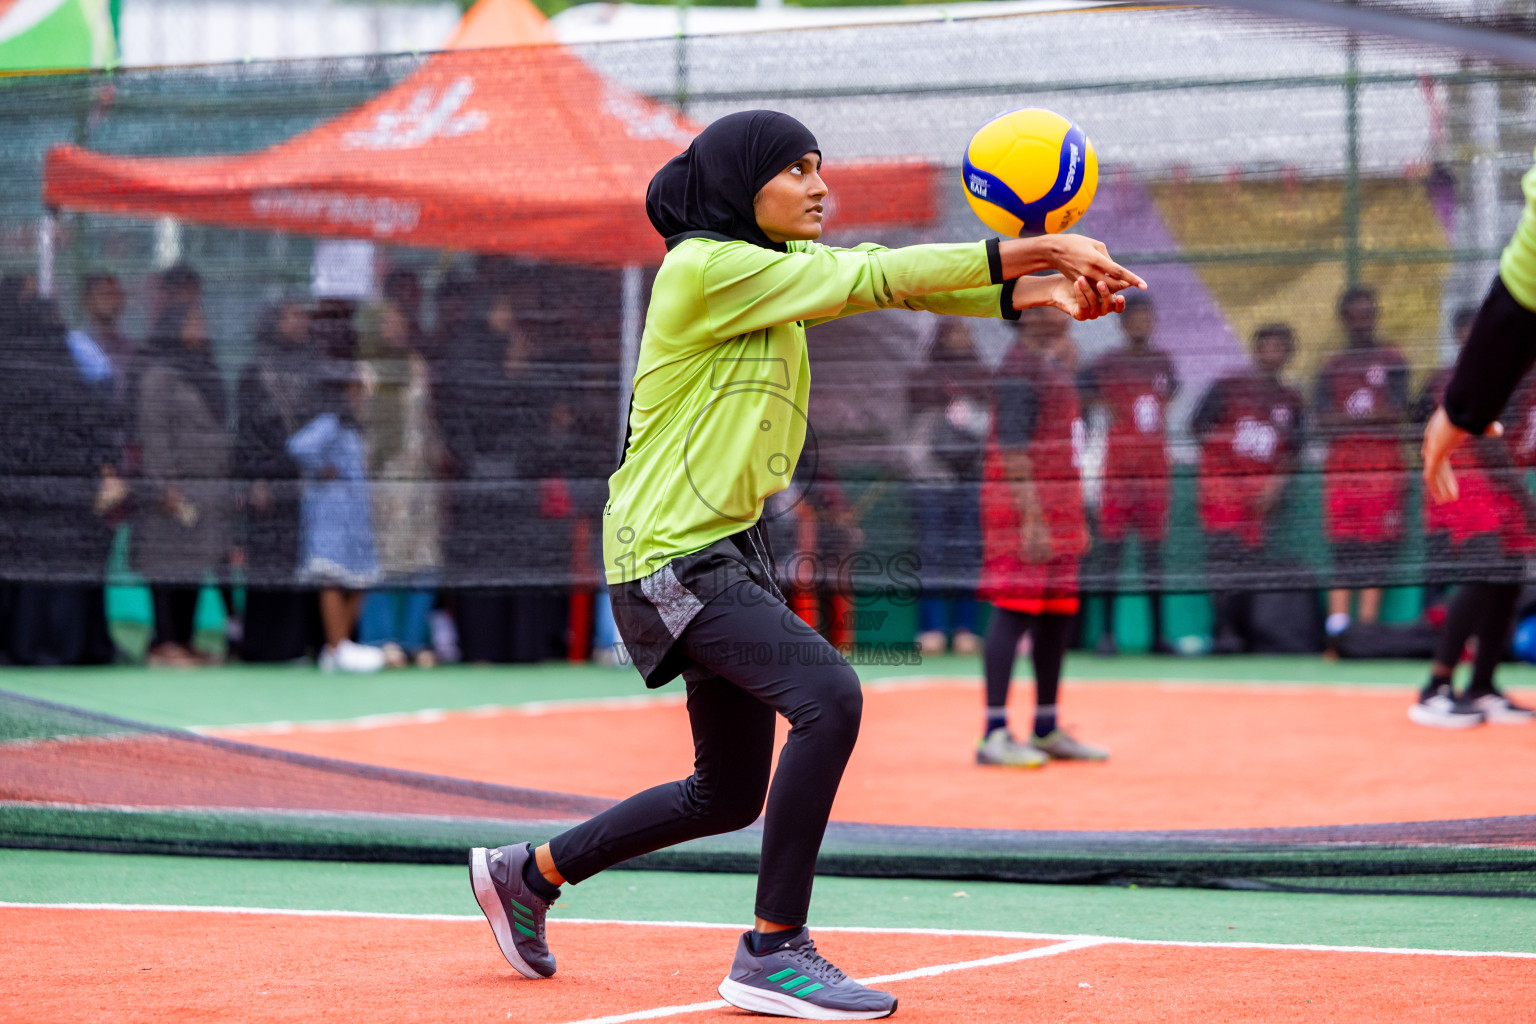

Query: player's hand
[1045,275,1125,321]
[1422,405,1502,503]
[1044,234,1147,293]
[1022,519,1053,562]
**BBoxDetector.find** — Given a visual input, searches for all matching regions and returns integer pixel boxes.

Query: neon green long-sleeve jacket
[1501,157,1536,312]
[602,236,1013,585]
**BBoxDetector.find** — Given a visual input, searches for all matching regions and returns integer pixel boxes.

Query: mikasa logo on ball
[1063,144,1080,191]
[967,173,989,198]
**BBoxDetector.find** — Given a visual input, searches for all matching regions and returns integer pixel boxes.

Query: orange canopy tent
[42,0,938,265]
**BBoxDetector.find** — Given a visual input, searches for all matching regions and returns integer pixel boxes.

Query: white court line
[548,938,1107,1024]
[200,693,688,737]
[196,673,1492,737]
[3,904,1533,960]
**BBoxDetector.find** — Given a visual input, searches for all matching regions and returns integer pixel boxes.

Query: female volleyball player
[469,110,1144,1020]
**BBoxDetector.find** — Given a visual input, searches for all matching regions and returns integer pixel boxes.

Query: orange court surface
[216,679,1536,831]
[5,905,1533,1024]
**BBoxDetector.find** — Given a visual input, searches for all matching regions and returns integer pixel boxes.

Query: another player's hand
[1422,405,1502,503]
[1045,275,1125,321]
[1022,519,1053,562]
[1044,234,1147,294]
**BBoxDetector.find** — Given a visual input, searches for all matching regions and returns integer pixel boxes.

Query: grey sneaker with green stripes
[468,843,557,979]
[718,929,897,1020]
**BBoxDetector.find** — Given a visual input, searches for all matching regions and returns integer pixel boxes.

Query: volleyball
[962,107,1098,237]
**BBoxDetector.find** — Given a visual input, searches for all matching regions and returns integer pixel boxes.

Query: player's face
[85,279,124,322]
[1026,307,1075,367]
[1341,296,1377,339]
[1120,304,1153,345]
[1255,333,1293,375]
[754,153,827,243]
[278,303,309,344]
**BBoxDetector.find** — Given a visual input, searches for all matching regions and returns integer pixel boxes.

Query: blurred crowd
[0,258,618,669]
[912,286,1536,663]
[0,260,1530,670]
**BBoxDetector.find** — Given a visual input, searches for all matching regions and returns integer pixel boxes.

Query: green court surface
[4,850,1533,953]
[5,654,1532,729]
[4,655,1534,965]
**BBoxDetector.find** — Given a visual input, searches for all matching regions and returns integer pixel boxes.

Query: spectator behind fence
[1409,308,1536,727]
[977,308,1107,768]
[438,277,554,663]
[66,272,135,394]
[1192,323,1305,653]
[136,292,233,667]
[1078,290,1177,654]
[905,320,989,656]
[0,275,119,665]
[358,291,445,668]
[233,295,317,662]
[1314,286,1410,648]
[287,364,385,674]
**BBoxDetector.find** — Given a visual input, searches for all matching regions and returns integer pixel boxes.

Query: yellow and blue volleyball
[962,108,1098,236]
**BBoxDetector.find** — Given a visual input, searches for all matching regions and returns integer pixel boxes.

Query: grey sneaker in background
[1030,728,1110,761]
[718,930,897,1020]
[975,727,1048,768]
[1467,691,1536,724]
[469,843,557,979]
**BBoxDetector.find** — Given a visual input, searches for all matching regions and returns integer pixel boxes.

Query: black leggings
[151,586,200,648]
[984,606,1072,712]
[1433,582,1520,694]
[548,580,863,927]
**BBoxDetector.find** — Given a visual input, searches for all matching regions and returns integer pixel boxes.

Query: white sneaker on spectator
[380,642,408,669]
[321,639,387,674]
[916,630,947,655]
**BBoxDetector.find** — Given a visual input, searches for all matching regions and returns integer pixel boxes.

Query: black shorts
[610,522,784,688]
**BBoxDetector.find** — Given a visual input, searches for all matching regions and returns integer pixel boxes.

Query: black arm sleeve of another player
[996,378,1039,448]
[1444,276,1536,434]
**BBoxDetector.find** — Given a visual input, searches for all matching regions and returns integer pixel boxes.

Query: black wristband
[999,278,1021,321]
[1444,276,1536,434]
[985,237,1004,286]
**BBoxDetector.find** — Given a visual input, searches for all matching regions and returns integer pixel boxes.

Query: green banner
[0,0,116,71]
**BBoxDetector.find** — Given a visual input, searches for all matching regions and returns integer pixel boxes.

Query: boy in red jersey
[1191,324,1305,653]
[976,307,1107,767]
[1409,309,1535,727]
[1314,286,1409,646]
[1079,290,1177,653]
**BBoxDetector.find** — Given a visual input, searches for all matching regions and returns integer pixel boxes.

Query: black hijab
[646,110,820,252]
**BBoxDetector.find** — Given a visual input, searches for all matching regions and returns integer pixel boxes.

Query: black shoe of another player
[469,843,557,978]
[1408,682,1485,730]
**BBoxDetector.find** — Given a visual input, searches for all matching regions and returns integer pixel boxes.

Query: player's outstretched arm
[999,234,1147,294]
[1430,157,1536,501]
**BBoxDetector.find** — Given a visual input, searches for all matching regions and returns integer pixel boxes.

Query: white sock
[1325,613,1351,637]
